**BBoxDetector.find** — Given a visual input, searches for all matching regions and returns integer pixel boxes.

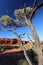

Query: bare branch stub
[30,2,43,20]
[33,0,37,8]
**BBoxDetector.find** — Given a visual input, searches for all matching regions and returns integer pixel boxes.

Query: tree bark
[38,54,43,65]
[25,17,43,65]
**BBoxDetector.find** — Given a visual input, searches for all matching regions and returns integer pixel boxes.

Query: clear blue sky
[0,0,43,41]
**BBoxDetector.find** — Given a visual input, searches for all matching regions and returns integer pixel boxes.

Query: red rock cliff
[0,38,29,45]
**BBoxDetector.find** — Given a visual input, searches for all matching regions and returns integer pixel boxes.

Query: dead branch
[30,2,43,20]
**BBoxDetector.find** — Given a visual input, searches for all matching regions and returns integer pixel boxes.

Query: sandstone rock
[0,38,29,45]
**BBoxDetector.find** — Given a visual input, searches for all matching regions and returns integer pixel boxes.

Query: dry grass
[0,43,43,54]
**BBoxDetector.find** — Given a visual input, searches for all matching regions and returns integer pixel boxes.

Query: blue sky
[32,7,43,40]
[0,0,43,41]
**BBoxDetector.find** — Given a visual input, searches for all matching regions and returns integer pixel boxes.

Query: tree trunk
[25,18,43,65]
[38,54,43,65]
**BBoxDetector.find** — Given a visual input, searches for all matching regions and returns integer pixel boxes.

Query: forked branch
[8,30,32,65]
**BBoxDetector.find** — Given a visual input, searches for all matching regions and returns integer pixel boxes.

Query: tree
[0,0,43,65]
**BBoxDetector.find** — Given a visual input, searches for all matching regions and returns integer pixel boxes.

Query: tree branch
[24,15,43,54]
[30,2,43,20]
[24,8,43,65]
[19,32,33,44]
[33,0,37,8]
[7,30,32,65]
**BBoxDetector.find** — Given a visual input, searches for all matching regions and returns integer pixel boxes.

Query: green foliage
[0,15,13,22]
[14,7,33,20]
[14,7,32,15]
[0,15,15,29]
[0,7,33,28]
[18,59,29,65]
[0,15,14,24]
[0,47,4,52]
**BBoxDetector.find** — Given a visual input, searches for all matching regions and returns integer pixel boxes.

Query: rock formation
[0,38,29,45]
[0,38,33,54]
